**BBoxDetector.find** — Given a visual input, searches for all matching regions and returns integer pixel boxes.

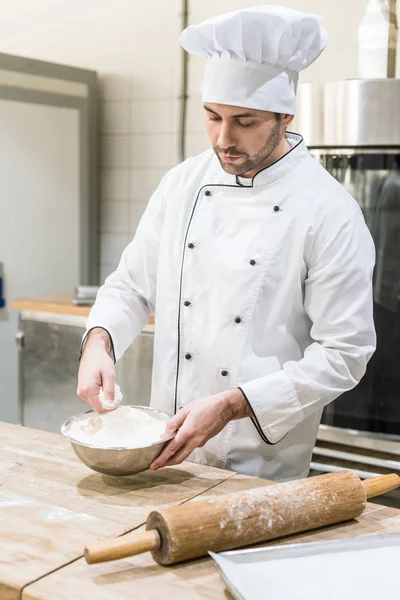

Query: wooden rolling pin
[85,471,400,566]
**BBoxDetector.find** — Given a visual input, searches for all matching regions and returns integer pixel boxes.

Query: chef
[77,6,376,481]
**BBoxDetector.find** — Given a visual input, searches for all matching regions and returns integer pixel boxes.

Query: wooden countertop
[1,422,399,600]
[10,294,155,324]
[0,422,233,600]
[11,294,93,317]
[24,498,400,600]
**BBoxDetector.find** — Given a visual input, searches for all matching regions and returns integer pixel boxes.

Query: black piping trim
[79,326,116,364]
[174,182,246,413]
[235,176,247,187]
[222,131,303,189]
[173,133,303,413]
[238,386,288,446]
[251,131,303,186]
[174,188,201,413]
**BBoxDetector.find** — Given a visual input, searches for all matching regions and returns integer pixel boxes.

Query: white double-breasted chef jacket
[86,133,376,481]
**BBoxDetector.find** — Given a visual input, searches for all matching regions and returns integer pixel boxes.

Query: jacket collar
[211,132,308,188]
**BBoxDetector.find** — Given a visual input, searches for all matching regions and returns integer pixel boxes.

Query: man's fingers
[77,344,116,413]
[101,369,115,402]
[84,390,105,414]
[88,397,104,414]
[163,441,197,467]
[150,433,187,470]
[77,379,101,411]
[164,408,188,435]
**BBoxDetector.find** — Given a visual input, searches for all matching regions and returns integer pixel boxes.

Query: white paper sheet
[210,534,400,600]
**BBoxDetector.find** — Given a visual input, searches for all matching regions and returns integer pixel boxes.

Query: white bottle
[358,0,398,78]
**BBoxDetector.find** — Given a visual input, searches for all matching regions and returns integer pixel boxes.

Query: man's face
[204,103,286,177]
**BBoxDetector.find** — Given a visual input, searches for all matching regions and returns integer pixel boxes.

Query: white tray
[209,533,400,600]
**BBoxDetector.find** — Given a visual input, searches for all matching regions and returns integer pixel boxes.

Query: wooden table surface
[0,423,233,600]
[1,422,400,600]
[23,498,400,600]
[10,294,93,317]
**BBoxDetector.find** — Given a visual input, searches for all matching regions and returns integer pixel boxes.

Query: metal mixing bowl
[61,405,175,476]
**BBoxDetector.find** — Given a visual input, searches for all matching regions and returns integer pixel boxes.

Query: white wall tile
[131,66,176,99]
[170,133,180,166]
[131,99,177,134]
[100,136,130,168]
[188,55,205,96]
[99,73,133,100]
[186,96,206,133]
[172,0,183,14]
[185,132,210,158]
[131,134,179,168]
[171,61,182,98]
[129,168,169,201]
[100,100,131,135]
[172,99,180,134]
[100,201,129,233]
[129,17,182,98]
[129,201,148,233]
[100,233,129,266]
[100,169,129,201]
[189,0,267,23]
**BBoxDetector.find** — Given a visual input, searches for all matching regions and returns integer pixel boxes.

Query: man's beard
[214,119,282,176]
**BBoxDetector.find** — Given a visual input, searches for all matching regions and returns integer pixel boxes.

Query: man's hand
[150,388,252,470]
[77,328,116,413]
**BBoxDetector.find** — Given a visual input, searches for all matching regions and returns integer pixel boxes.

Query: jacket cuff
[239,370,304,444]
[80,326,117,364]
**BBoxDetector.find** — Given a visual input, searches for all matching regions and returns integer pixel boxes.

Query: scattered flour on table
[68,406,167,448]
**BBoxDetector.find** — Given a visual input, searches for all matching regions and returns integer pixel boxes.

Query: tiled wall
[0,0,182,285]
[98,77,180,282]
[93,2,182,282]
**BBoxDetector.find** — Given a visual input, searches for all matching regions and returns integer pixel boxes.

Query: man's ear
[283,114,295,128]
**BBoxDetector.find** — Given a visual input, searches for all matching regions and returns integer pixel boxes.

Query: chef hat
[179,5,328,115]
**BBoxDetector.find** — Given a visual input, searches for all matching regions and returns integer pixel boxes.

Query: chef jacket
[85,133,376,481]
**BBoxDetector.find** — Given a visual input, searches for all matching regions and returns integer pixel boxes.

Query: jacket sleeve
[82,170,173,362]
[239,207,376,444]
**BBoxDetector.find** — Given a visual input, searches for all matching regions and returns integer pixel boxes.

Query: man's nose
[217,123,236,150]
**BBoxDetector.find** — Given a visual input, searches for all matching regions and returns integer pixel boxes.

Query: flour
[68,406,167,448]
[208,479,366,535]
[44,507,97,523]
[98,383,123,410]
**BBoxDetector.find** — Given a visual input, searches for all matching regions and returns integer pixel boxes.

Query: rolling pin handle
[85,529,161,564]
[362,473,400,499]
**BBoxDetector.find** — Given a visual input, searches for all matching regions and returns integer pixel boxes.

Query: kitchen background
[1,0,398,284]
[1,1,400,505]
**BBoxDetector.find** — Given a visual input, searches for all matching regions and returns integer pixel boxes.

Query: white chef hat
[179,5,329,115]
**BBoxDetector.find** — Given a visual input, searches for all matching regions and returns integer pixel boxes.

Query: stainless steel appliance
[17,310,154,434]
[295,79,400,504]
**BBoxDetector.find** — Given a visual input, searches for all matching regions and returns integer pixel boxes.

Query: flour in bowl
[68,406,168,448]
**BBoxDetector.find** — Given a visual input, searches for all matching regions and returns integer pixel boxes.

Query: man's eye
[209,117,221,122]
[238,121,255,128]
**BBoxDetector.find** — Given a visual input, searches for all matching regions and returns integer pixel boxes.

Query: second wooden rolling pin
[85,470,400,566]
